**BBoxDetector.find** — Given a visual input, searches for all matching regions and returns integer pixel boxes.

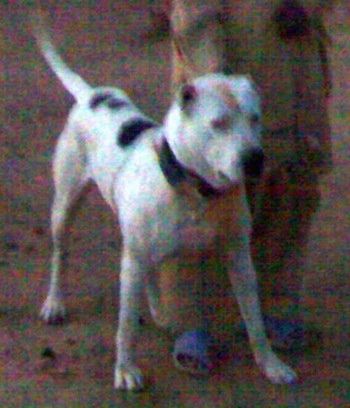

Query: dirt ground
[1,1,349,407]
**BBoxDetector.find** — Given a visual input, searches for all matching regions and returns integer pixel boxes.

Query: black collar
[158,138,224,199]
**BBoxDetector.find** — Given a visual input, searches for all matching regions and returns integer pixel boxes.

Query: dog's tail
[31,12,92,104]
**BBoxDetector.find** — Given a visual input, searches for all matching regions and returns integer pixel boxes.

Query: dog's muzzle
[242,148,265,179]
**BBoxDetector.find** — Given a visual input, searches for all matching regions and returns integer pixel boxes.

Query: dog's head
[165,72,264,192]
[164,40,264,192]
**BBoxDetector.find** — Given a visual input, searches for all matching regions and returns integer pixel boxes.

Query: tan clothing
[154,0,334,337]
[171,0,332,175]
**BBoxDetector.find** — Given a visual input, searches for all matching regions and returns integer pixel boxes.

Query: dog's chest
[148,187,243,259]
[117,144,247,261]
[180,190,240,241]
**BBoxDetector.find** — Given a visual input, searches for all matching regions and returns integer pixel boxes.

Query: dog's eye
[250,113,261,125]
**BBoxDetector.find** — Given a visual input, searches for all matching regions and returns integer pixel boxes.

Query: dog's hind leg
[40,127,90,324]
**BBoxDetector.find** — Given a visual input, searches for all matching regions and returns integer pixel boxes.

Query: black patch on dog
[118,119,156,147]
[107,98,127,109]
[89,93,113,109]
[90,93,127,110]
[159,139,224,199]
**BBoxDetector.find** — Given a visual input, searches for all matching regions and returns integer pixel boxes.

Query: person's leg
[171,160,322,370]
[167,0,331,372]
[248,162,321,349]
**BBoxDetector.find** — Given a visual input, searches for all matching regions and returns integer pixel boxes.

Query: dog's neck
[158,138,224,199]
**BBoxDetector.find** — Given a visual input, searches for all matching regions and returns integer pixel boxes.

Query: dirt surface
[1,1,349,407]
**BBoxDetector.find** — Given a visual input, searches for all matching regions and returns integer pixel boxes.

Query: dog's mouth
[159,138,241,199]
[185,169,238,199]
[210,171,241,195]
[217,171,231,184]
[216,171,239,188]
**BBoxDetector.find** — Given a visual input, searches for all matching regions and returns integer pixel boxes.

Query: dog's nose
[242,148,264,179]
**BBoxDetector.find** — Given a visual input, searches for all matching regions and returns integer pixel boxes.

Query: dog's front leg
[228,240,297,384]
[115,248,147,391]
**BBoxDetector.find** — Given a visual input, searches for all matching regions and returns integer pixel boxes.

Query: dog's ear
[173,39,199,110]
[179,83,197,110]
[172,39,198,85]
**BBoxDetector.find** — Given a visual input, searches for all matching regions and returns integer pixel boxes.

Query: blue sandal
[236,315,321,351]
[173,329,231,375]
[173,317,320,375]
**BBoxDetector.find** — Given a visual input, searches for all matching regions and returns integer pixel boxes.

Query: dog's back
[33,16,158,207]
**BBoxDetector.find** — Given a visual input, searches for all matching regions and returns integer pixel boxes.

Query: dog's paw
[259,353,297,384]
[40,296,66,325]
[114,363,144,391]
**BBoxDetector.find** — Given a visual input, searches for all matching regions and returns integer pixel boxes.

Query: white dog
[33,19,297,391]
